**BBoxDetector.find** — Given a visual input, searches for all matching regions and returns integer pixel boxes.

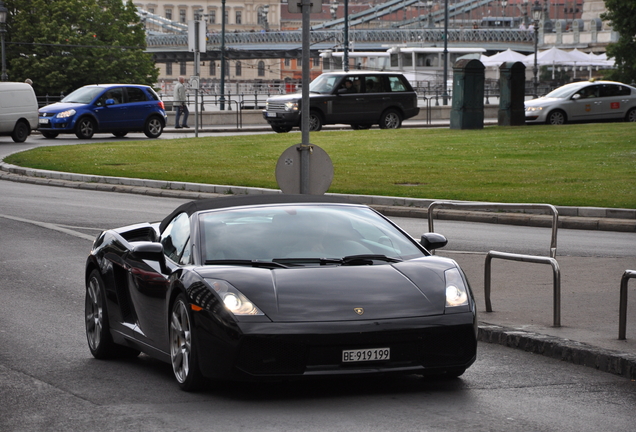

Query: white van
[0,82,39,142]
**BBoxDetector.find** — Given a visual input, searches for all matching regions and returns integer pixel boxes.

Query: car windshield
[61,87,104,104]
[199,204,425,265]
[309,75,342,94]
[543,84,584,99]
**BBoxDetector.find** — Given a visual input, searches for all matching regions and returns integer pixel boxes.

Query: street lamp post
[501,0,507,19]
[427,0,433,28]
[219,0,226,110]
[532,1,542,98]
[0,0,8,82]
[442,0,449,105]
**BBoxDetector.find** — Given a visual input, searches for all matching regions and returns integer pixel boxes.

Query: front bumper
[262,110,300,127]
[194,311,478,381]
[37,114,77,132]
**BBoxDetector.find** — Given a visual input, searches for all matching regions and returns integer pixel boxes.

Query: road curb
[2,162,636,233]
[478,324,636,380]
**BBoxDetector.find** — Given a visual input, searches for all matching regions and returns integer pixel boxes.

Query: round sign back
[275,144,334,195]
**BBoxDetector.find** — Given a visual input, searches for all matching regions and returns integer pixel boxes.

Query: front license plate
[39,118,49,124]
[266,112,277,118]
[342,347,390,363]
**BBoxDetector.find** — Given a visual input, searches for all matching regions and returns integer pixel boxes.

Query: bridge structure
[147,28,536,63]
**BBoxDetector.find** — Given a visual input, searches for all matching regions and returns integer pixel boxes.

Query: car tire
[144,116,164,138]
[546,110,567,125]
[11,121,30,143]
[308,111,323,132]
[271,125,292,133]
[379,109,402,129]
[112,131,128,137]
[41,131,59,139]
[626,108,636,122]
[170,294,205,391]
[85,270,140,359]
[75,117,96,139]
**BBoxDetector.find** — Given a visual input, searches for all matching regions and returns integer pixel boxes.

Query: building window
[235,61,242,76]
[210,61,216,76]
[284,58,291,67]
[165,8,172,20]
[180,61,187,75]
[224,10,228,23]
[180,9,186,23]
[209,10,216,24]
[257,61,265,77]
[235,11,242,24]
[166,62,173,76]
[313,57,320,67]
[148,8,154,14]
[194,10,202,20]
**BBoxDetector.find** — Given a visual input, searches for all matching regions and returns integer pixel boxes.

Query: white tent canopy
[481,48,528,67]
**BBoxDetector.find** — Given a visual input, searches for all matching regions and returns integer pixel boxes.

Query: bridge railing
[147,28,535,47]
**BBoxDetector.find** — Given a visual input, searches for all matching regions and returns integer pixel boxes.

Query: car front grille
[266,102,288,113]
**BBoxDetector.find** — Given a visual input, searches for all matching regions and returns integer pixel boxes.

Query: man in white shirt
[173,76,190,128]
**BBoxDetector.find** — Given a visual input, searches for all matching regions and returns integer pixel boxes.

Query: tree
[4,0,158,95]
[601,0,636,85]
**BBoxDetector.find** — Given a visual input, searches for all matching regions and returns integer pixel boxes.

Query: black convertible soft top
[159,194,357,233]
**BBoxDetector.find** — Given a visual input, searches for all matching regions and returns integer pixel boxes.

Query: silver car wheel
[547,110,566,125]
[626,109,636,122]
[170,298,192,384]
[145,117,163,138]
[85,275,103,351]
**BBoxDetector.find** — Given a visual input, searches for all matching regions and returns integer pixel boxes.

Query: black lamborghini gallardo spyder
[85,194,477,391]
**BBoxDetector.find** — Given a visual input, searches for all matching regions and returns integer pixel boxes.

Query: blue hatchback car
[38,84,167,139]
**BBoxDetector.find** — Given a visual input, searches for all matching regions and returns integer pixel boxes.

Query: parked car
[38,84,167,139]
[525,80,636,125]
[263,72,420,132]
[0,82,39,143]
[85,194,477,391]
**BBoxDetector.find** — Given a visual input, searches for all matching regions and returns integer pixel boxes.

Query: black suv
[263,72,420,132]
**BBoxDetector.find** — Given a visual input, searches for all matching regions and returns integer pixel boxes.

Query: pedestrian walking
[173,76,190,128]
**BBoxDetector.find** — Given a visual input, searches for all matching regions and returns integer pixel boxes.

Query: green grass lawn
[6,123,636,208]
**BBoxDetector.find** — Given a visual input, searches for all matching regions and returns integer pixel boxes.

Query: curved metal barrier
[619,270,636,340]
[427,202,562,326]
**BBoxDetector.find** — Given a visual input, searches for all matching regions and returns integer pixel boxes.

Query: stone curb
[478,324,636,380]
[2,162,636,233]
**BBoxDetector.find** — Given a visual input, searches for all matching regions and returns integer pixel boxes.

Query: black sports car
[85,194,477,391]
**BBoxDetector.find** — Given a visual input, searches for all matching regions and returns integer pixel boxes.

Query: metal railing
[427,202,562,327]
[146,28,535,48]
[618,270,636,340]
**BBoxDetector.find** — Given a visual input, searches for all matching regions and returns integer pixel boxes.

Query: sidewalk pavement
[2,121,636,380]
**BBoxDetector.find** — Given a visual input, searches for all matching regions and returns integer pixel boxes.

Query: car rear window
[127,87,148,103]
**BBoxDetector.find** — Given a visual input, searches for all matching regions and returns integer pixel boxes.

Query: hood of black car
[196,257,455,322]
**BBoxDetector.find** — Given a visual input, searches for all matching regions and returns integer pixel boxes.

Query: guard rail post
[618,270,636,340]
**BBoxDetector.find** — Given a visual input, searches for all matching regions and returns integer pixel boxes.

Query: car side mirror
[571,94,581,100]
[105,98,116,105]
[131,241,168,274]
[420,233,448,251]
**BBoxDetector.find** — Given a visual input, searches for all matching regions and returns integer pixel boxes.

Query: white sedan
[525,80,636,125]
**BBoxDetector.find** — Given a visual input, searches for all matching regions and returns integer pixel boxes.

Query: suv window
[127,87,147,103]
[364,75,385,93]
[388,76,408,92]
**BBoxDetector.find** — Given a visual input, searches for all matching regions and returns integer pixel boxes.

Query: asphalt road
[1,181,635,431]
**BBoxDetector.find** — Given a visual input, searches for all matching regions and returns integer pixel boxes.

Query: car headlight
[56,109,76,118]
[285,101,299,112]
[205,279,264,316]
[525,106,544,113]
[444,268,468,308]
